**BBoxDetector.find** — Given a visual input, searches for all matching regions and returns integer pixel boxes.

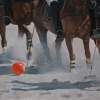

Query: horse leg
[18,25,25,37]
[20,25,33,60]
[94,39,100,54]
[37,28,51,63]
[0,6,7,52]
[83,38,92,69]
[0,31,7,50]
[26,30,33,60]
[96,40,100,54]
[65,36,76,70]
[55,33,64,65]
[97,44,100,54]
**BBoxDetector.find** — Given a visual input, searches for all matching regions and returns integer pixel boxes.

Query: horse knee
[55,33,64,44]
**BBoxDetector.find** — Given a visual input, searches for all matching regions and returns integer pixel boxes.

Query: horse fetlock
[1,39,7,48]
[70,60,76,69]
[27,46,32,60]
[86,58,93,70]
[27,46,32,54]
[27,50,32,60]
[86,58,92,64]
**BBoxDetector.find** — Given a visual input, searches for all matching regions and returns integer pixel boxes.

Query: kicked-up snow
[0,24,100,100]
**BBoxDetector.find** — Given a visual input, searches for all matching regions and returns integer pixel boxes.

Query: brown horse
[60,0,93,69]
[32,0,100,68]
[30,0,100,69]
[0,0,34,60]
[12,1,33,60]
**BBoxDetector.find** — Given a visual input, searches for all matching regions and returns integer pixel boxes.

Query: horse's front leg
[21,25,33,60]
[83,38,92,69]
[65,36,75,70]
[0,31,7,51]
[26,31,33,60]
[26,34,33,60]
[55,33,64,65]
[18,25,25,37]
[0,6,7,52]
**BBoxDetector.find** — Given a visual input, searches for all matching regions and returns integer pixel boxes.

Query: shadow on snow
[12,80,100,91]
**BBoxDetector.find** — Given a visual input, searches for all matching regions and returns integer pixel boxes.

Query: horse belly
[61,16,80,35]
[12,3,32,25]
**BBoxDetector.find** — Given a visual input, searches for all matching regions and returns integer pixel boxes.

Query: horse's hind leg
[0,6,7,51]
[55,33,64,65]
[83,38,92,69]
[65,36,75,70]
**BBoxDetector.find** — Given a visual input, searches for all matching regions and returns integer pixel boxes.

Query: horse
[32,0,100,69]
[32,0,64,63]
[60,0,94,69]
[0,0,34,60]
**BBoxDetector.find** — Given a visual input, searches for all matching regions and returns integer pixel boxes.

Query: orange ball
[11,62,25,75]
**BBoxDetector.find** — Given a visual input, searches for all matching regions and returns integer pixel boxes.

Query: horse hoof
[87,63,93,70]
[70,65,76,69]
[69,60,76,71]
[26,66,39,74]
[70,65,75,72]
[27,61,33,67]
[67,64,76,72]
[2,47,7,53]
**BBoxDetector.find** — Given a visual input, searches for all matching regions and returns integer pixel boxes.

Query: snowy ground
[0,24,100,100]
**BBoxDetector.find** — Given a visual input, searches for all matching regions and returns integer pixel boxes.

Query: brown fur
[0,1,34,59]
[60,0,92,65]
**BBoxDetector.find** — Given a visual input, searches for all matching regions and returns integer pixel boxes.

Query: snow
[0,24,100,100]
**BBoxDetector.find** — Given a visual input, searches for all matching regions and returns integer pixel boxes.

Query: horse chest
[64,0,89,16]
